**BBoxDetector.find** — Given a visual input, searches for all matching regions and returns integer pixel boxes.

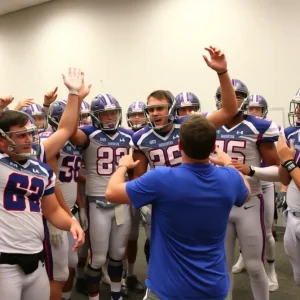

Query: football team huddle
[0,46,300,300]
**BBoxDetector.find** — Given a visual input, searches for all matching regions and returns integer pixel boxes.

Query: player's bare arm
[42,194,85,251]
[43,68,86,158]
[106,149,140,204]
[277,133,300,189]
[202,46,238,128]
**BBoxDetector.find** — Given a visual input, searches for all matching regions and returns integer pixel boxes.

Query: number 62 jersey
[0,153,55,254]
[80,126,133,198]
[215,115,279,195]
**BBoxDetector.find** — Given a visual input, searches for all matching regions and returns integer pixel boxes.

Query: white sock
[62,291,72,300]
[76,267,85,279]
[127,263,135,277]
[111,281,122,292]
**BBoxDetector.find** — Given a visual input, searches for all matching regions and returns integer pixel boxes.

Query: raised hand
[44,87,58,106]
[0,95,14,110]
[79,73,92,100]
[62,68,84,93]
[203,46,227,73]
[14,98,35,111]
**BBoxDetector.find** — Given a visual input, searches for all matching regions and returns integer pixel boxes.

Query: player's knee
[266,233,275,246]
[89,253,106,269]
[244,259,265,278]
[69,252,78,269]
[53,265,69,282]
[108,257,123,277]
[109,247,126,261]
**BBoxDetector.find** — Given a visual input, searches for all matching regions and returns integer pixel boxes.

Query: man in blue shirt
[105,114,251,300]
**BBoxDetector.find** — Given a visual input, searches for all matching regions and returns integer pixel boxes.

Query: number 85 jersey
[80,126,133,197]
[215,115,279,195]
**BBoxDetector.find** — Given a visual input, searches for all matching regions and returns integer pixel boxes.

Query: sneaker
[126,275,144,293]
[232,254,245,274]
[75,278,88,295]
[121,278,129,297]
[266,263,279,292]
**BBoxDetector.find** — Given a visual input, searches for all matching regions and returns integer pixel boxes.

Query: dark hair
[0,110,29,133]
[147,90,174,105]
[180,114,216,160]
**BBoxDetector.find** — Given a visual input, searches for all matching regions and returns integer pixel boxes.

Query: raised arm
[202,46,238,128]
[42,68,84,159]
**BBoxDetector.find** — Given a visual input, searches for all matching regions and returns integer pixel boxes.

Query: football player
[21,103,48,132]
[70,94,133,300]
[122,101,147,294]
[175,92,201,117]
[232,94,279,291]
[45,100,88,300]
[213,81,280,300]
[277,90,300,286]
[0,110,84,300]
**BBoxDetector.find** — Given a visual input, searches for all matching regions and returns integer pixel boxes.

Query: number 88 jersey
[215,114,279,195]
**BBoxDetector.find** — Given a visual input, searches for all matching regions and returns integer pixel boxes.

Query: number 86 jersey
[81,126,133,197]
[215,115,279,195]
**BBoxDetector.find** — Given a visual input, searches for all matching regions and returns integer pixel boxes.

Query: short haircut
[180,114,216,160]
[0,110,29,133]
[147,90,174,106]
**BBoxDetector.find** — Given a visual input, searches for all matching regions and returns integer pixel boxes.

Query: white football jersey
[56,141,83,209]
[215,115,279,195]
[284,125,300,211]
[130,118,186,169]
[0,153,55,254]
[80,126,133,197]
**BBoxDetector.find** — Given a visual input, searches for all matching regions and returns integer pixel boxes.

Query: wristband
[69,89,79,96]
[248,166,255,177]
[117,165,128,171]
[43,103,50,107]
[217,70,228,76]
[281,159,297,173]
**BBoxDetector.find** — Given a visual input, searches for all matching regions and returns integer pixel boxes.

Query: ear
[178,139,182,151]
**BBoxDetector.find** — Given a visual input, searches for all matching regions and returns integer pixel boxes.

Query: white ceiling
[0,0,52,16]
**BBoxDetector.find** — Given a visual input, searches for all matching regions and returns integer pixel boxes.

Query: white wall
[0,0,299,126]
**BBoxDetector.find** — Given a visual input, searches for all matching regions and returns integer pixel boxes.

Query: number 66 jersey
[215,114,279,195]
[0,153,55,254]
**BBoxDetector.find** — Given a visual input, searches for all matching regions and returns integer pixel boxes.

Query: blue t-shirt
[126,163,249,300]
